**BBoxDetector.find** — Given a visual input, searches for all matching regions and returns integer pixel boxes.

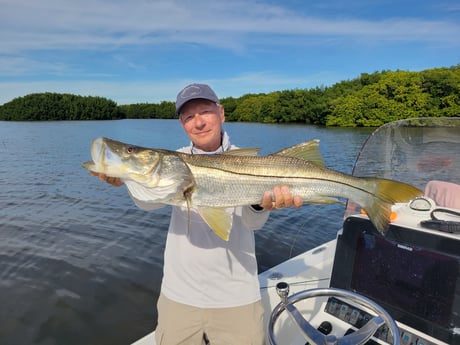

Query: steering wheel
[268,285,400,345]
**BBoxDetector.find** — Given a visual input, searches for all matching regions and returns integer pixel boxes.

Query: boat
[132,117,460,345]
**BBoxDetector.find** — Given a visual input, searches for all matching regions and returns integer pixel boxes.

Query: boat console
[330,211,460,345]
[264,203,460,345]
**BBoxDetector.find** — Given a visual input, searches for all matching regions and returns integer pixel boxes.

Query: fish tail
[363,179,422,233]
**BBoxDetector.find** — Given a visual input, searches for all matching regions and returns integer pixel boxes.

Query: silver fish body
[83,137,422,240]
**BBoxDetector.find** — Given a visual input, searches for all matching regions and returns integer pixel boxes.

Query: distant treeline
[1,65,459,126]
[0,93,122,121]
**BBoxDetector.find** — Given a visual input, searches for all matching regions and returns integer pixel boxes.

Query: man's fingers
[89,171,123,187]
[108,177,123,187]
[280,185,293,208]
[261,186,303,210]
[261,191,274,210]
[293,195,303,208]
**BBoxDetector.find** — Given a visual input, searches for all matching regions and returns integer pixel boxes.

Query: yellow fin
[272,140,324,167]
[363,178,422,234]
[222,148,260,156]
[198,207,233,241]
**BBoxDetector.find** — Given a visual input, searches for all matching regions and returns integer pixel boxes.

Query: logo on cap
[176,83,219,115]
[180,85,203,99]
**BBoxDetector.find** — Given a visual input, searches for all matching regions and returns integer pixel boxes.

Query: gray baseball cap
[175,83,219,115]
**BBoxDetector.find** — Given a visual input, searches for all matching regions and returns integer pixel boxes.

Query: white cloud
[0,0,458,106]
[1,0,459,55]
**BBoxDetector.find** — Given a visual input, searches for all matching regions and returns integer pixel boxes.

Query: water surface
[0,120,372,345]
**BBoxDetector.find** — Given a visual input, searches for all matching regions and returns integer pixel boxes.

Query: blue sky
[1,0,459,105]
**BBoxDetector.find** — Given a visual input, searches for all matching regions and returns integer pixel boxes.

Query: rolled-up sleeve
[241,205,270,231]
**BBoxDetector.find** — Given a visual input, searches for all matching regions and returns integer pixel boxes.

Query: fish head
[83,137,162,187]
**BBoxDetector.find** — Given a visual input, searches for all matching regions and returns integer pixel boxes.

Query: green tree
[1,65,458,125]
[0,93,123,121]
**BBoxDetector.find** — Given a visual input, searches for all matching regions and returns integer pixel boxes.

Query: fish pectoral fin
[198,207,233,241]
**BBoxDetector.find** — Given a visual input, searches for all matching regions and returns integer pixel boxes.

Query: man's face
[179,99,225,152]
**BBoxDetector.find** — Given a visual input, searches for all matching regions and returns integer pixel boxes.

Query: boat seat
[424,180,460,209]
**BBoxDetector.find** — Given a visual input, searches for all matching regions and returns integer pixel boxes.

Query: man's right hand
[261,185,303,210]
[90,171,124,187]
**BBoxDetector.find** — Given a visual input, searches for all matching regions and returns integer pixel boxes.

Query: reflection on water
[0,120,372,345]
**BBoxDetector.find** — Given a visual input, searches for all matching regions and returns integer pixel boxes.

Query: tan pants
[155,293,264,345]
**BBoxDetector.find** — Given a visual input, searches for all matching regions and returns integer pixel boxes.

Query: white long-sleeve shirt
[127,132,270,308]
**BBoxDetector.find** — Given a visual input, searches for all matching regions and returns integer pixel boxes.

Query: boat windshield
[345,117,460,218]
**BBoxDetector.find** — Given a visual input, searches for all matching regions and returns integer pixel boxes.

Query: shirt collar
[190,131,231,154]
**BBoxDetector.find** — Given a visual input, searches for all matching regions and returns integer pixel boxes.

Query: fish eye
[126,146,137,154]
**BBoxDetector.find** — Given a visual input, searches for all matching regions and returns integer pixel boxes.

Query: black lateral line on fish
[192,166,385,202]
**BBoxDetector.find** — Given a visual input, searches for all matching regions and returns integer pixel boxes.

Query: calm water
[0,120,372,345]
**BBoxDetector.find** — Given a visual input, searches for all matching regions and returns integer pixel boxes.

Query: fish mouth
[91,137,107,166]
[82,138,108,172]
[90,137,122,170]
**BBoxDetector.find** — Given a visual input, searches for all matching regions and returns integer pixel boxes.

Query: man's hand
[90,171,124,187]
[261,185,303,211]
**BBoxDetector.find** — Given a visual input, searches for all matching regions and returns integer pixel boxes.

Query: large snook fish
[82,137,422,241]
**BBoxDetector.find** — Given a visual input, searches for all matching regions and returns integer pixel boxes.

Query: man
[92,83,302,344]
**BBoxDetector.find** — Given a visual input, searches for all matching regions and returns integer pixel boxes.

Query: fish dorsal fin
[197,207,233,241]
[222,148,260,156]
[272,139,324,167]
